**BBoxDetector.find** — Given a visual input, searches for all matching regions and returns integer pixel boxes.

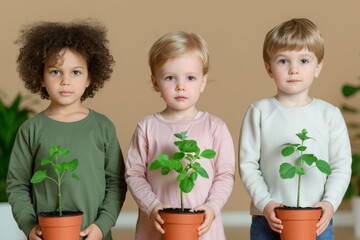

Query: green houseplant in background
[341,80,360,200]
[149,131,216,240]
[0,92,36,202]
[340,80,360,237]
[275,128,332,240]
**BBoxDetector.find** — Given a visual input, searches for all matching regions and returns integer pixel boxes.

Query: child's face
[42,49,90,107]
[151,52,207,116]
[265,48,323,98]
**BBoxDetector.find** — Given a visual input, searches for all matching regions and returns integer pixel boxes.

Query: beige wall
[1,0,360,213]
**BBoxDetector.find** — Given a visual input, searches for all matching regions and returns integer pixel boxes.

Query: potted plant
[149,131,216,240]
[340,80,360,236]
[31,145,83,240]
[275,128,332,240]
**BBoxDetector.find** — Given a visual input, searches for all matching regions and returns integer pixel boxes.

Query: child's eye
[278,59,288,64]
[187,76,196,80]
[300,59,309,64]
[73,70,81,75]
[165,76,175,81]
[50,70,60,75]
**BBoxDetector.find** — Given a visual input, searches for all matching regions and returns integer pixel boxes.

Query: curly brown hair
[15,19,115,101]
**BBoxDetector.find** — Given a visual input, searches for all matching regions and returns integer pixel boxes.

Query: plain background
[1,0,359,216]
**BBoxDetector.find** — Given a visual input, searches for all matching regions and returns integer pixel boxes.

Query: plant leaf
[200,149,216,159]
[72,173,80,181]
[302,154,317,166]
[279,163,296,179]
[149,160,162,170]
[31,170,48,183]
[63,159,78,172]
[190,171,198,181]
[53,164,63,175]
[41,157,52,166]
[180,177,194,193]
[281,146,295,156]
[316,160,332,175]
[196,166,209,179]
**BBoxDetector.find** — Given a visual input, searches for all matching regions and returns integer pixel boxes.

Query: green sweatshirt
[6,110,127,239]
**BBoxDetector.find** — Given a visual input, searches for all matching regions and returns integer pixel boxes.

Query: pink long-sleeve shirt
[125,112,235,240]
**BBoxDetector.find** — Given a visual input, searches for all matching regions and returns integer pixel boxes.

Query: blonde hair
[263,18,324,64]
[148,31,209,75]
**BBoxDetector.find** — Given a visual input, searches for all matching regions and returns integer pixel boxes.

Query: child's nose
[60,75,70,86]
[289,64,299,75]
[176,81,185,91]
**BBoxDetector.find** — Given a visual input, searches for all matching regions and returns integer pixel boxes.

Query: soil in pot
[160,208,205,240]
[275,206,322,240]
[38,211,83,240]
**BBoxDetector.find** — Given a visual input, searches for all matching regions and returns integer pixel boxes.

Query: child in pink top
[125,31,235,240]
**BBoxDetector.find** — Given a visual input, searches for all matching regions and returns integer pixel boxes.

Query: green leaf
[161,168,170,175]
[180,177,194,193]
[196,166,209,178]
[174,131,187,140]
[149,160,162,170]
[177,169,188,182]
[200,149,216,159]
[295,166,304,175]
[53,164,63,175]
[190,171,198,181]
[316,160,332,175]
[72,173,80,181]
[281,146,295,156]
[173,152,185,161]
[297,146,307,152]
[60,149,70,157]
[31,170,48,183]
[41,157,52,166]
[63,159,78,172]
[342,84,360,97]
[302,154,317,166]
[279,163,296,179]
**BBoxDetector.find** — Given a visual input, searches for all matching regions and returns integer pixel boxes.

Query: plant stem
[180,190,184,212]
[55,151,62,216]
[297,139,304,208]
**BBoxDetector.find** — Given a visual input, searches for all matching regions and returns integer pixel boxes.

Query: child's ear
[86,77,91,87]
[200,74,208,93]
[151,75,160,92]
[264,62,273,78]
[314,61,323,78]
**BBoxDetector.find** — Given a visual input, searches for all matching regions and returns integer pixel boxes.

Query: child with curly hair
[6,19,127,240]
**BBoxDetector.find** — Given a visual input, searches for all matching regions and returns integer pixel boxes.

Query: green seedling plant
[31,145,79,216]
[279,129,332,207]
[149,131,216,211]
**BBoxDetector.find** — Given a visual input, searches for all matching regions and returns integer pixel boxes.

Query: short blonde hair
[148,31,209,75]
[263,18,324,64]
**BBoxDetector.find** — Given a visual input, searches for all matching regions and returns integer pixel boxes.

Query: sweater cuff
[94,213,117,237]
[19,216,38,238]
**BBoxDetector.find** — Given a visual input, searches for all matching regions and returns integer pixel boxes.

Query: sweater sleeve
[238,105,272,213]
[125,125,162,217]
[322,108,352,211]
[94,122,127,236]
[204,122,235,216]
[6,125,38,237]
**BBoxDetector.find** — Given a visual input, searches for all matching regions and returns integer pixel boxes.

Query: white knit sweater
[239,97,352,215]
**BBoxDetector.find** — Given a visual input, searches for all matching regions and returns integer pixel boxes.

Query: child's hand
[193,205,215,236]
[28,225,42,240]
[313,201,334,236]
[80,223,103,240]
[263,200,283,233]
[150,204,171,234]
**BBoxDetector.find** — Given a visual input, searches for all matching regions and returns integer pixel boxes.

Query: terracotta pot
[38,211,83,240]
[275,207,321,240]
[160,208,205,240]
